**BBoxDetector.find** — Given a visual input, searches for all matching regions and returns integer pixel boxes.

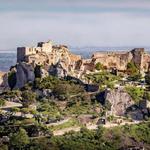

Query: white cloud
[0,0,150,49]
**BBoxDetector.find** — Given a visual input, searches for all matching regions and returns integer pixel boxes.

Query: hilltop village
[0,40,150,149]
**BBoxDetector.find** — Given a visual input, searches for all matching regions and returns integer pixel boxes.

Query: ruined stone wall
[91,52,132,71]
[17,40,150,78]
[90,48,150,72]
[17,41,53,62]
[25,52,49,66]
[38,41,53,53]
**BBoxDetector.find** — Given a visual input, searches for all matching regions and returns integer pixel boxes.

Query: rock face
[91,48,150,72]
[17,41,81,74]
[49,61,67,78]
[0,72,5,85]
[13,40,150,89]
[104,88,134,116]
[15,62,35,88]
[17,41,150,75]
[0,72,9,91]
[14,41,82,88]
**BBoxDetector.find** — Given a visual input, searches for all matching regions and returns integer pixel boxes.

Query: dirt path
[46,117,71,127]
[0,101,22,109]
[53,126,81,136]
[53,120,142,136]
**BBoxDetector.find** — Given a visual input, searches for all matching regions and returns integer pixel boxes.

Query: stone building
[17,40,53,62]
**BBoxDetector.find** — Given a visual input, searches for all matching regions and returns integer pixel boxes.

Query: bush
[0,98,5,106]
[95,62,104,71]
[125,86,144,103]
[9,128,29,149]
[128,73,142,81]
[105,100,112,110]
[127,62,139,75]
[85,71,120,85]
[53,82,85,100]
[21,90,36,107]
[3,90,21,99]
[34,76,59,90]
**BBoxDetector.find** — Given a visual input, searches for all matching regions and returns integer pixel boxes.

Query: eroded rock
[104,88,134,116]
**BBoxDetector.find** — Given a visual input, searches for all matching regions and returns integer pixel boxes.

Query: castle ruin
[17,41,150,77]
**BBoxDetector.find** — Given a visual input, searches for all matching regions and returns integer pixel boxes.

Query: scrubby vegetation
[125,86,144,103]
[85,71,120,89]
[1,70,150,149]
[95,62,104,71]
[0,121,149,150]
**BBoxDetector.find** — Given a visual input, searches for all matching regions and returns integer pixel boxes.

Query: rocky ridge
[1,40,150,89]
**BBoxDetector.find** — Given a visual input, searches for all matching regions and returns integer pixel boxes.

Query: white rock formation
[104,88,134,116]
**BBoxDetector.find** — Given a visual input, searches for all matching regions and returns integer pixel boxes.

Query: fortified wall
[13,41,150,88]
[17,41,150,76]
[90,48,150,72]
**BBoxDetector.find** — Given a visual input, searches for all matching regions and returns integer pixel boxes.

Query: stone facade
[90,48,150,72]
[17,40,53,62]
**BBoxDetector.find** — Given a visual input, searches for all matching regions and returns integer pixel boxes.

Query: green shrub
[9,128,29,149]
[34,76,59,90]
[95,62,104,71]
[21,90,36,107]
[125,86,144,103]
[53,82,84,100]
[85,71,120,85]
[0,98,5,106]
[128,73,142,81]
[127,62,139,75]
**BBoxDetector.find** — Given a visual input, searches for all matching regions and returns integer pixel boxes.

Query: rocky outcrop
[49,61,67,78]
[0,72,5,85]
[14,40,150,89]
[104,88,134,116]
[15,62,35,88]
[0,72,9,91]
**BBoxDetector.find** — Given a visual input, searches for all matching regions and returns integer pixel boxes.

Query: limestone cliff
[104,88,134,116]
[14,41,82,88]
[0,72,9,91]
[13,40,150,89]
[15,62,35,88]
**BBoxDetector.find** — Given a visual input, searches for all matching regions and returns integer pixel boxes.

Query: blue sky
[0,0,150,49]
